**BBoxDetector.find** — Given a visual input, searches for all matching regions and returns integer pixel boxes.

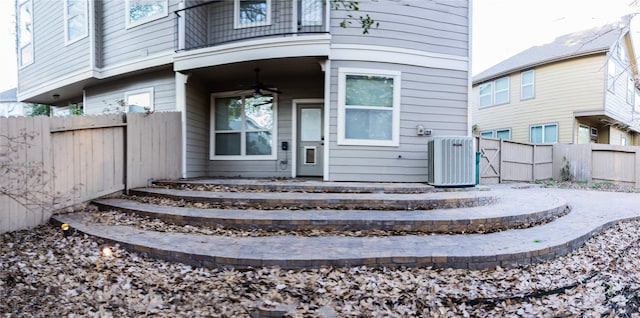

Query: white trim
[17,68,93,101]
[124,87,154,112]
[209,91,279,161]
[467,0,473,137]
[99,51,174,78]
[520,69,535,100]
[88,0,96,70]
[234,0,272,29]
[330,44,468,71]
[337,67,401,147]
[323,60,330,181]
[291,98,324,179]
[63,0,89,46]
[176,72,188,178]
[125,0,169,29]
[174,35,331,71]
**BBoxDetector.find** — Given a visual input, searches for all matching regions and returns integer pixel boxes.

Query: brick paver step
[52,186,640,270]
[94,188,567,233]
[130,187,496,210]
[154,178,437,194]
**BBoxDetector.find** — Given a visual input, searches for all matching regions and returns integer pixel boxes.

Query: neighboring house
[0,88,26,117]
[16,0,471,182]
[472,15,640,146]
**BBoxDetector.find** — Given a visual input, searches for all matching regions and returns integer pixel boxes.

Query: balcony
[175,0,329,52]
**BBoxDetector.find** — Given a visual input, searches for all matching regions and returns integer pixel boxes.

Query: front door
[296,104,323,176]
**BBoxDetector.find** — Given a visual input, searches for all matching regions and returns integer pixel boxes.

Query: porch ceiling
[184,57,326,86]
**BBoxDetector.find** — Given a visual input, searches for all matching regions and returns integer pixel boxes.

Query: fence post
[499,138,503,183]
[532,144,536,182]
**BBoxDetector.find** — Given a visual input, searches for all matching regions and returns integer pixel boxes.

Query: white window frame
[125,0,168,29]
[63,0,88,45]
[520,70,534,100]
[530,123,558,144]
[478,83,493,107]
[234,0,272,29]
[479,130,494,138]
[17,0,34,68]
[478,76,509,107]
[300,0,323,26]
[124,87,154,113]
[337,68,401,147]
[495,128,511,140]
[479,128,511,140]
[209,91,278,160]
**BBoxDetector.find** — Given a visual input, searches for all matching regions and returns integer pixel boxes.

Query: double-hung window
[530,123,557,144]
[478,76,509,107]
[521,70,534,100]
[64,0,88,44]
[18,0,33,67]
[234,0,272,28]
[301,0,323,26]
[211,93,277,159]
[337,68,401,147]
[627,74,635,105]
[125,0,168,29]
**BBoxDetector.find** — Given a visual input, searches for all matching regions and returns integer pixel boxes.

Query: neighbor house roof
[473,15,631,84]
[0,88,17,102]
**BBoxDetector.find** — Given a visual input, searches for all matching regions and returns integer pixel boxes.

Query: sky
[0,0,638,93]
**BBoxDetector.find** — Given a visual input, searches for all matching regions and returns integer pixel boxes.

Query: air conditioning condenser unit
[427,136,475,187]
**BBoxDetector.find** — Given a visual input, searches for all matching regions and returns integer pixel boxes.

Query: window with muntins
[125,0,168,29]
[530,123,557,144]
[478,76,509,107]
[338,68,401,147]
[18,0,33,67]
[211,94,276,159]
[64,0,88,44]
[521,70,534,100]
[235,0,272,28]
[301,0,323,26]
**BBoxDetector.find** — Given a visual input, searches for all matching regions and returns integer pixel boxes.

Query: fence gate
[478,137,501,184]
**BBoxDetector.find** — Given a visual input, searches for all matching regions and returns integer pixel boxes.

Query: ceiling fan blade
[262,87,283,94]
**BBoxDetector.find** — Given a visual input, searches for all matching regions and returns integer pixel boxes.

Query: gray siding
[328,61,469,182]
[84,69,176,114]
[330,0,468,57]
[185,76,209,178]
[19,0,91,94]
[99,0,178,68]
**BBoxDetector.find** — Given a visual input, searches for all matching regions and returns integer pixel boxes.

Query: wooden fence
[0,112,182,234]
[553,144,640,186]
[477,137,553,184]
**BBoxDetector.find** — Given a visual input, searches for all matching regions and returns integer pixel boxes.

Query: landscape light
[101,246,113,257]
[61,223,70,237]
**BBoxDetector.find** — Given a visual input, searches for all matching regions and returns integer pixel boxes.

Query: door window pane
[301,0,323,26]
[301,108,321,141]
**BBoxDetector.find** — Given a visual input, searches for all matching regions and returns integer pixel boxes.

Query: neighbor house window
[521,70,534,100]
[234,0,272,28]
[478,76,509,107]
[530,123,557,144]
[18,0,33,67]
[608,59,616,92]
[125,88,154,112]
[337,68,401,147]
[125,0,168,29]
[627,74,635,105]
[64,0,88,44]
[301,0,323,26]
[480,129,511,140]
[210,93,277,159]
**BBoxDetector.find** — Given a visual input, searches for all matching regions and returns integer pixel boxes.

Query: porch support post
[322,59,331,181]
[176,72,189,179]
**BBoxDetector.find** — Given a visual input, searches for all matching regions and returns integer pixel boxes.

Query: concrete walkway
[53,185,640,270]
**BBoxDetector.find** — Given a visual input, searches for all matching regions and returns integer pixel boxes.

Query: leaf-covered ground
[3,218,640,317]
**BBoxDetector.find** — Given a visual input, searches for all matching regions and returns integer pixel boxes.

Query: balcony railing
[175,0,329,52]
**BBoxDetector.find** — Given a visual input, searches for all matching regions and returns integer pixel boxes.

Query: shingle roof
[473,16,631,84]
[0,88,17,102]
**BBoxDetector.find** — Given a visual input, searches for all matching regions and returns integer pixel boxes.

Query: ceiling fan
[250,68,283,97]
